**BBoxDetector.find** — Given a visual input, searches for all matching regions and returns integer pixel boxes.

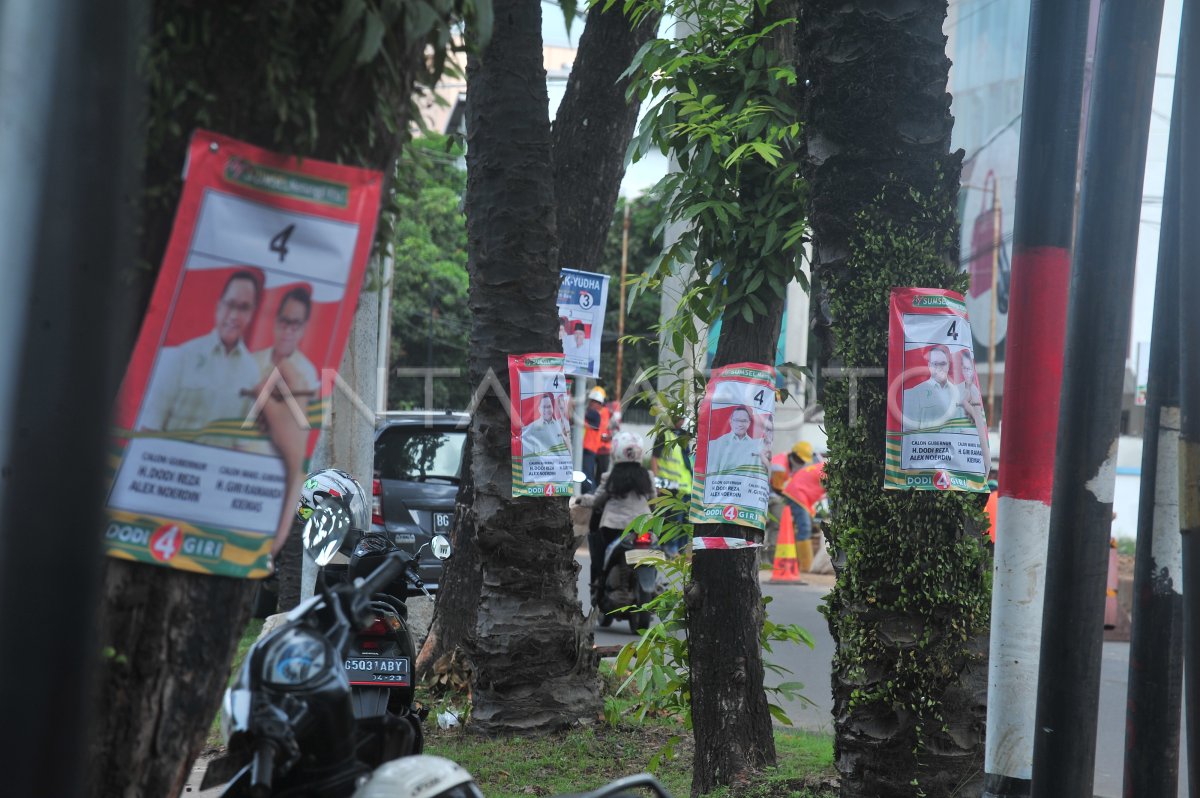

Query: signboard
[509,354,574,496]
[104,129,383,577]
[885,288,990,492]
[557,269,610,378]
[689,363,776,529]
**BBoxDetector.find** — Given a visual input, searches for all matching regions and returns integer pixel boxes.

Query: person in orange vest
[582,386,612,492]
[781,446,825,573]
[983,470,998,544]
[765,440,811,563]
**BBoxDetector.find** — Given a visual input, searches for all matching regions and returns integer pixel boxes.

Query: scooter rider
[572,431,654,596]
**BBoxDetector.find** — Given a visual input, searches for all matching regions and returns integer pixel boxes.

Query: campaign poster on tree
[689,363,776,529]
[104,129,383,578]
[509,354,574,497]
[885,288,990,492]
[557,269,609,378]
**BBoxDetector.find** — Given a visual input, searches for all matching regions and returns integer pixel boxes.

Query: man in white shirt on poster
[139,270,264,440]
[705,405,765,477]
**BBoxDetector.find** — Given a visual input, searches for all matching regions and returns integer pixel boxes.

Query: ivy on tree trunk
[800,3,990,796]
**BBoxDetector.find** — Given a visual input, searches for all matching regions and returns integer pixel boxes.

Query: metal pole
[982,1,1090,795]
[616,201,630,401]
[1122,31,1185,795]
[1030,0,1165,794]
[1176,0,1200,789]
[0,0,142,795]
[376,250,395,412]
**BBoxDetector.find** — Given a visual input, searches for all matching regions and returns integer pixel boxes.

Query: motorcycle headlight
[261,628,331,687]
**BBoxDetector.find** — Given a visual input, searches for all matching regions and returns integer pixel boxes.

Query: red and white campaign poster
[689,362,776,529]
[104,129,383,578]
[885,288,990,492]
[509,354,574,497]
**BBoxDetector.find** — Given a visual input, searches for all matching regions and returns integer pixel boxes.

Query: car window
[375,428,466,481]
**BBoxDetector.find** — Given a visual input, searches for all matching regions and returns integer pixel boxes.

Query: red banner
[104,129,382,577]
[885,288,989,491]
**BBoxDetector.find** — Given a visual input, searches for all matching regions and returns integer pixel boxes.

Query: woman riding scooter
[572,432,658,630]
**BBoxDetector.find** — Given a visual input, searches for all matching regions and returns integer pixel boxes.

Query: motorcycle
[593,527,663,635]
[202,500,452,797]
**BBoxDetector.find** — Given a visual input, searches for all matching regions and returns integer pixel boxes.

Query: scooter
[593,528,663,635]
[202,500,452,797]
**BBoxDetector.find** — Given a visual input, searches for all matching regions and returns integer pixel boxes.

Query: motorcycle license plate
[344,656,411,686]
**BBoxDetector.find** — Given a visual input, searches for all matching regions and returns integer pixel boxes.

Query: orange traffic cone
[770,510,805,584]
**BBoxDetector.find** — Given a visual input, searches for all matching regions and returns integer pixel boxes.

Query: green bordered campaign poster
[885,288,990,491]
[509,354,574,497]
[104,129,382,578]
[689,362,776,529]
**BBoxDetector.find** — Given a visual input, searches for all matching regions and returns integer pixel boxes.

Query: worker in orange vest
[983,470,998,544]
[582,386,612,492]
[765,441,811,563]
[781,447,825,573]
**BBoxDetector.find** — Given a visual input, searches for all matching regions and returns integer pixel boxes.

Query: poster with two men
[103,129,382,578]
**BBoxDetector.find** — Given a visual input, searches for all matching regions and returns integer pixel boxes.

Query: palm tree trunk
[421,0,659,687]
[800,2,989,796]
[461,0,600,733]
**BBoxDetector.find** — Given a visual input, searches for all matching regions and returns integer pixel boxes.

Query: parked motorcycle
[593,528,663,635]
[202,484,452,797]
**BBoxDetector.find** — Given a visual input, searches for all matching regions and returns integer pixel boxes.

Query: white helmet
[296,468,369,531]
[587,387,606,403]
[611,431,645,464]
[354,755,484,798]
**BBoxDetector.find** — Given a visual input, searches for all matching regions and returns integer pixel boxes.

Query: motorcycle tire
[598,611,613,628]
[629,611,650,635]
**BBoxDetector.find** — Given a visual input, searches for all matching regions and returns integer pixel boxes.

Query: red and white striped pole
[982,1,1091,795]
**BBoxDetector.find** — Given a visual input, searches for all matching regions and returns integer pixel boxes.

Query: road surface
[579,554,1188,798]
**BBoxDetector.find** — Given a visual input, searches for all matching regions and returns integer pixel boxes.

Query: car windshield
[375,428,466,482]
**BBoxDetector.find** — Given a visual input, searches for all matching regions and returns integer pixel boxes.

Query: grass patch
[424,722,835,798]
[206,618,264,748]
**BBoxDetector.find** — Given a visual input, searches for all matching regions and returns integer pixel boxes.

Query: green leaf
[767,702,794,726]
[356,10,385,64]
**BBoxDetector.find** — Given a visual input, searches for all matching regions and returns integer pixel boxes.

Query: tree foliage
[620,0,805,792]
[387,136,472,410]
[623,0,806,339]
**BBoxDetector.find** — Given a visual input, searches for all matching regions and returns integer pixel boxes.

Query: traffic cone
[770,511,805,583]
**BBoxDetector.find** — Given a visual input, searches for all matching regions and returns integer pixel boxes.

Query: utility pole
[1030,0,1165,794]
[1176,0,1200,789]
[616,201,630,401]
[982,1,1090,794]
[1122,28,1185,794]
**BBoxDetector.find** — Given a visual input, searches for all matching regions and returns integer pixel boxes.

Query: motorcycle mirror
[430,534,452,560]
[302,502,352,566]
